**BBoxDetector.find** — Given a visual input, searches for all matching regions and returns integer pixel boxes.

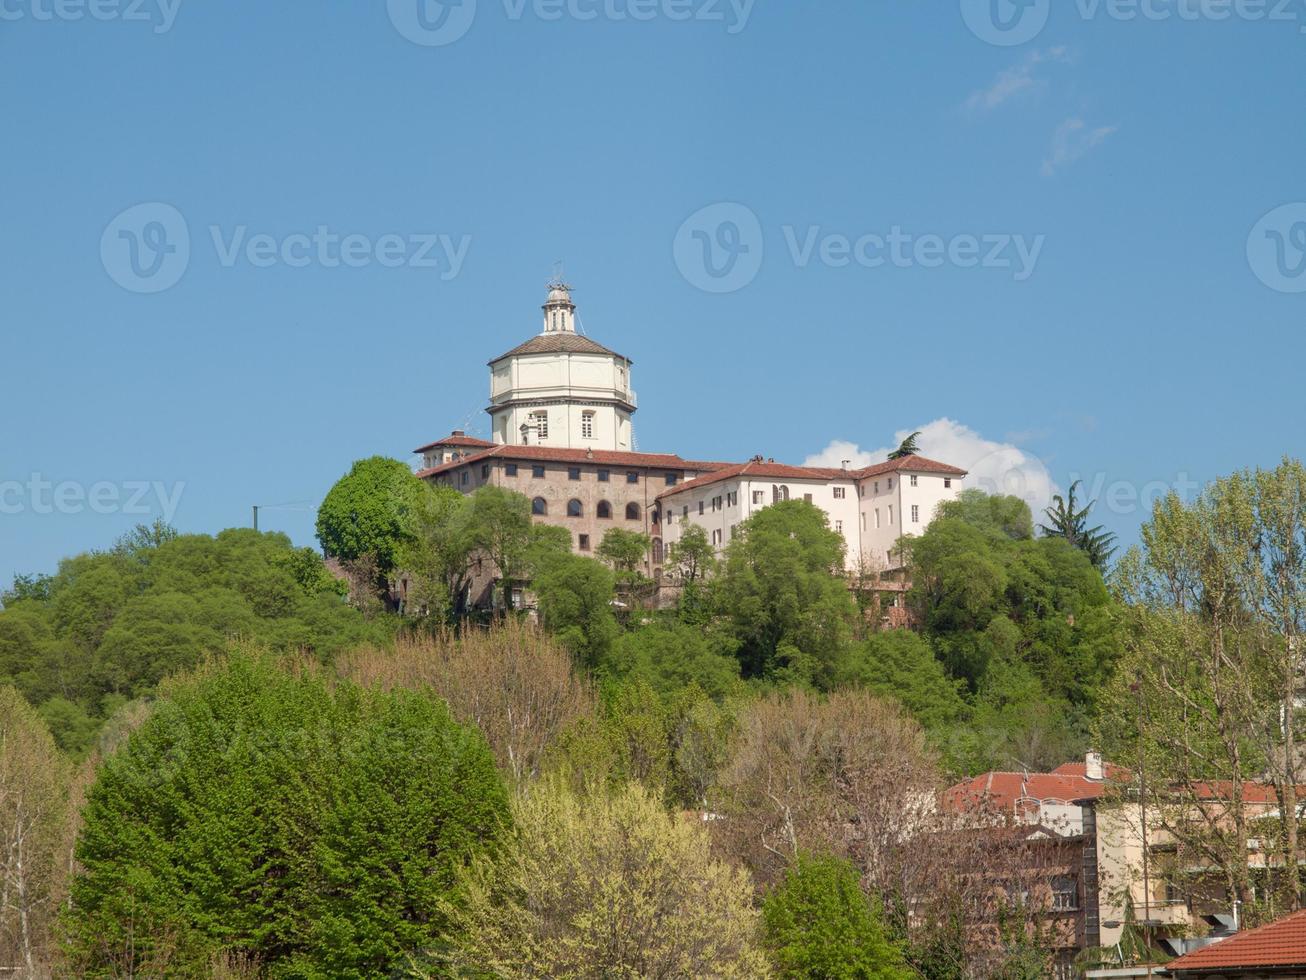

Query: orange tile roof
[417,444,704,479]
[1162,908,1306,973]
[655,453,969,501]
[943,770,1112,813]
[413,433,497,453]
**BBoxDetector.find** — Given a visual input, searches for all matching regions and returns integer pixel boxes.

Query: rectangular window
[683,506,689,519]
[912,505,920,523]
[874,481,880,493]
[581,412,595,440]
[944,478,952,489]
[532,412,549,440]
[505,463,518,477]
[698,501,704,515]
[578,534,590,551]
[861,513,866,532]
[888,505,894,524]
[712,529,722,546]
[804,493,813,503]
[532,465,546,479]
[910,475,918,487]
[461,471,468,486]
[626,471,639,484]
[888,478,894,490]
[875,508,881,529]
[833,487,846,499]
[568,467,581,481]
[481,464,489,479]
[598,469,610,483]
[752,490,765,504]
[665,473,678,486]
[835,520,843,532]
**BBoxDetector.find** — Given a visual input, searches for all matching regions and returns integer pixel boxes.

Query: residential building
[1160,907,1306,977]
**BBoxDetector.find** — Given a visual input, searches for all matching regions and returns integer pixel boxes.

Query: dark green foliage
[601,620,743,702]
[903,494,1121,772]
[315,456,428,581]
[533,552,620,667]
[0,527,387,755]
[65,652,509,978]
[713,500,857,688]
[838,630,968,735]
[1038,480,1118,570]
[888,432,922,460]
[763,854,912,979]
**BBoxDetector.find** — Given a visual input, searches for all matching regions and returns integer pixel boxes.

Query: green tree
[936,489,1034,541]
[533,553,619,666]
[888,432,921,460]
[603,620,743,702]
[715,501,857,688]
[64,651,509,977]
[315,456,427,591]
[1038,480,1118,570]
[763,854,911,979]
[837,630,969,747]
[596,528,651,584]
[464,485,536,613]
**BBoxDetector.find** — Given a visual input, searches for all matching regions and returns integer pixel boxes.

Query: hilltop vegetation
[1,456,1302,976]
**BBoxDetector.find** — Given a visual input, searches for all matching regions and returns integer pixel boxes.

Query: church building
[415,282,968,589]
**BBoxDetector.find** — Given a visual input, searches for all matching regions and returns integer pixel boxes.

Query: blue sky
[2,0,1304,587]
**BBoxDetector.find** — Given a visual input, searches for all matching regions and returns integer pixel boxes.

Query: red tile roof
[417,444,706,479]
[489,333,628,364]
[1162,908,1306,973]
[853,455,968,479]
[413,433,497,453]
[943,770,1112,814]
[655,454,969,501]
[656,460,849,500]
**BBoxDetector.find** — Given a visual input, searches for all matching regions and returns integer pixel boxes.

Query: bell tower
[542,281,576,334]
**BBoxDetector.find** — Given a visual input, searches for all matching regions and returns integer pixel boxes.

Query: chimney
[1085,750,1104,781]
[452,429,465,437]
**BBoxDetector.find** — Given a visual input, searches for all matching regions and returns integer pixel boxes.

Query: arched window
[597,500,612,519]
[532,497,548,516]
[772,485,790,503]
[567,499,583,518]
[652,538,664,564]
[625,502,641,521]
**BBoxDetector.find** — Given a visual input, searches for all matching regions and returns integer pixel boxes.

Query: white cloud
[1041,117,1117,177]
[803,418,1057,519]
[965,47,1069,114]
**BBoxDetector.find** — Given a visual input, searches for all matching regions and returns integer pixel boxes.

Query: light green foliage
[533,553,619,667]
[762,854,912,979]
[464,484,536,611]
[65,651,509,978]
[0,686,72,975]
[437,779,770,979]
[0,527,387,755]
[838,630,968,736]
[596,528,652,583]
[936,489,1033,541]
[714,500,857,688]
[315,456,428,581]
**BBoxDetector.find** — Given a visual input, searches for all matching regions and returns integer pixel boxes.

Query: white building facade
[487,284,637,452]
[656,456,966,572]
